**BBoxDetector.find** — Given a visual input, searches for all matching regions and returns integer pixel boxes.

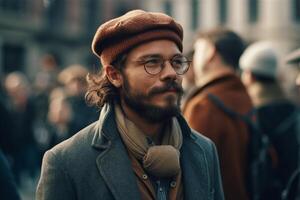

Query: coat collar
[196,67,235,89]
[92,104,141,200]
[91,103,210,200]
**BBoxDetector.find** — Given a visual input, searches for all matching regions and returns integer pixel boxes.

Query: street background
[0,0,299,199]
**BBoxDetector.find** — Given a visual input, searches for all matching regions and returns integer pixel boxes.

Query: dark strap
[273,110,299,138]
[207,93,272,200]
[207,93,255,124]
[281,168,300,200]
[207,93,269,156]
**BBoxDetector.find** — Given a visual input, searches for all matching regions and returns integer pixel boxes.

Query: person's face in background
[65,77,87,97]
[182,51,195,91]
[193,39,215,82]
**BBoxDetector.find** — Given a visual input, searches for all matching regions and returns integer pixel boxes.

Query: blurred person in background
[240,41,299,199]
[183,28,252,200]
[0,149,20,200]
[57,64,98,134]
[45,65,98,148]
[47,86,72,144]
[0,82,14,157]
[286,48,300,91]
[181,50,195,106]
[280,48,300,200]
[37,10,224,200]
[32,54,60,160]
[34,54,60,95]
[4,72,38,186]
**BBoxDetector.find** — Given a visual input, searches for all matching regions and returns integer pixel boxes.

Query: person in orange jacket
[183,28,253,200]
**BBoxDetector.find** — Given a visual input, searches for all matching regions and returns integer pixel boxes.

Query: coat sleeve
[36,150,76,200]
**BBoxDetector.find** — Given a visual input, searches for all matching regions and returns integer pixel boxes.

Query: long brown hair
[85,54,127,108]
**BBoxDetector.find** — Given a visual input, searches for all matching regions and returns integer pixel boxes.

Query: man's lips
[165,89,178,93]
[148,82,184,97]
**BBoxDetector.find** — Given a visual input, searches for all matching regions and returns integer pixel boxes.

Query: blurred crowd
[181,29,300,200]
[0,26,300,199]
[0,54,98,190]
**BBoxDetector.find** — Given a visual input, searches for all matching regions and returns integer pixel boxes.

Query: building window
[86,0,98,30]
[2,44,25,73]
[249,0,258,23]
[164,1,172,16]
[293,0,300,22]
[46,0,65,30]
[219,0,227,24]
[0,0,27,14]
[191,0,199,30]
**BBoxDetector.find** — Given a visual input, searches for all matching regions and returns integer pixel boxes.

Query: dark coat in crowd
[0,97,13,153]
[0,150,20,200]
[36,103,224,200]
[183,68,253,200]
[256,100,299,186]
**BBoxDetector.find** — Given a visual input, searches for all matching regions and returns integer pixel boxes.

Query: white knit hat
[239,41,278,78]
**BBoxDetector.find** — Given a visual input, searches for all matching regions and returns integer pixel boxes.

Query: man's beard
[121,77,183,123]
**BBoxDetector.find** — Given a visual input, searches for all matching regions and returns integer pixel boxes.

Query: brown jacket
[183,68,253,200]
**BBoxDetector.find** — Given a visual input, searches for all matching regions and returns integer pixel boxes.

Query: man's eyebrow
[137,54,162,60]
[137,53,183,60]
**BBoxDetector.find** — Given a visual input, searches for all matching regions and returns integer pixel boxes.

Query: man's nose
[160,61,177,80]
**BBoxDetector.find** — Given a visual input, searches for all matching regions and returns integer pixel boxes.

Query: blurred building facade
[0,0,141,80]
[0,0,299,91]
[140,0,300,52]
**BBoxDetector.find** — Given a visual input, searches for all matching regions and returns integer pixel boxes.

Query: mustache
[148,81,183,97]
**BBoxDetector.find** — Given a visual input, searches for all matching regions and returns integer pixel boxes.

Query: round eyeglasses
[141,55,191,75]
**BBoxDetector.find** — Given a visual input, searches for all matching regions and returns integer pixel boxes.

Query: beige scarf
[114,104,183,178]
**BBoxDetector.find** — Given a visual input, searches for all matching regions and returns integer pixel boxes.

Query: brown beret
[92,9,183,67]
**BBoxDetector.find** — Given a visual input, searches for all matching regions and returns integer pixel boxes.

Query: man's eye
[173,59,184,64]
[145,59,162,66]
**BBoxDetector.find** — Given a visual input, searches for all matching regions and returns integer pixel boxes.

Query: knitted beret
[240,41,278,78]
[91,9,183,66]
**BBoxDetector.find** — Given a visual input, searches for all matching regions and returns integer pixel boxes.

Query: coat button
[170,181,176,188]
[142,174,148,180]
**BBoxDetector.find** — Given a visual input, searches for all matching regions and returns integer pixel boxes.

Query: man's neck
[247,82,286,107]
[119,100,164,144]
[195,64,235,86]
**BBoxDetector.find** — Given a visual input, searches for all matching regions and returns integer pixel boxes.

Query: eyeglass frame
[132,54,191,76]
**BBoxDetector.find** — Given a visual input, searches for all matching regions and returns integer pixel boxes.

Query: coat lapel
[96,140,141,200]
[177,114,210,200]
[92,104,141,200]
[181,138,210,200]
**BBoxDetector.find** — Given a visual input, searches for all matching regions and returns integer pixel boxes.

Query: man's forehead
[137,53,183,60]
[127,40,181,59]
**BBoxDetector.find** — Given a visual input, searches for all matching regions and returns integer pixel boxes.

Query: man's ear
[105,65,123,88]
[206,44,216,63]
[241,70,255,86]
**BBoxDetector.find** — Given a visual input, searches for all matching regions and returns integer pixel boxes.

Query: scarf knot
[115,104,182,178]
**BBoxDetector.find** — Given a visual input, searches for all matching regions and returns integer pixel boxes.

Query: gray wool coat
[36,103,224,200]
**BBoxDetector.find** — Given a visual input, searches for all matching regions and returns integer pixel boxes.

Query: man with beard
[36,10,224,200]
